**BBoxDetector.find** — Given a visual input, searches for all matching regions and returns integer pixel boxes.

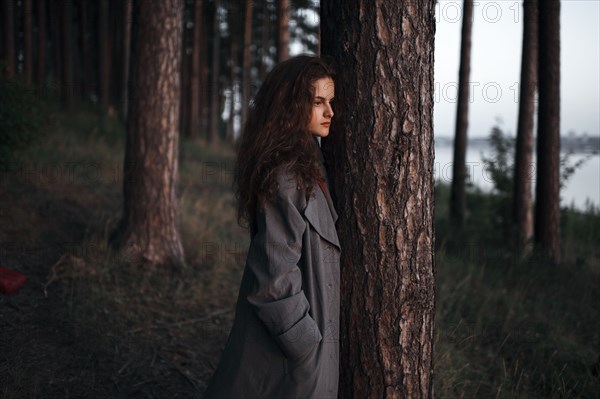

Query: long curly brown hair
[234,55,336,232]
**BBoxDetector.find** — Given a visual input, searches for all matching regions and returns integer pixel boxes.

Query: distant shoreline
[434,135,600,155]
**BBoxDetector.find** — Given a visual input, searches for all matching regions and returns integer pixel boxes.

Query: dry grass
[434,184,600,398]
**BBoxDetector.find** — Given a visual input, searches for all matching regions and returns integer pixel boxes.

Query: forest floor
[1,104,599,398]
[0,105,245,398]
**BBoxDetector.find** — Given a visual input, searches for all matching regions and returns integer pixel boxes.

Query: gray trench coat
[203,147,341,398]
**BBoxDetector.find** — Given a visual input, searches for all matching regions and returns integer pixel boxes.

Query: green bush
[480,125,594,242]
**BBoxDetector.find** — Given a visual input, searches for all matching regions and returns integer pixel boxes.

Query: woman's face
[308,77,335,138]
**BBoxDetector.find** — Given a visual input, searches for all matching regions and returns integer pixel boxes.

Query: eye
[313,100,322,106]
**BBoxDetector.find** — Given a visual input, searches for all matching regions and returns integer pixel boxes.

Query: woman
[203,55,340,398]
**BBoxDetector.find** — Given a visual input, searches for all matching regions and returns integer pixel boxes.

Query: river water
[434,144,600,211]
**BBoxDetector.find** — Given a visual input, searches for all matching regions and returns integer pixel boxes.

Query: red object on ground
[0,266,27,294]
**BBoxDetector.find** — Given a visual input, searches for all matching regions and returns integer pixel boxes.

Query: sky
[434,0,600,138]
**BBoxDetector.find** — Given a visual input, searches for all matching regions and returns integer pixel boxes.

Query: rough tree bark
[513,0,538,254]
[535,0,561,264]
[449,0,473,228]
[321,0,436,397]
[110,0,185,269]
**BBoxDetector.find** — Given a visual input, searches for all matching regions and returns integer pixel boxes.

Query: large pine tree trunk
[36,0,46,95]
[2,0,15,78]
[321,1,436,397]
[513,0,538,254]
[276,0,288,62]
[110,0,185,269]
[535,0,561,264]
[449,0,474,228]
[240,0,252,130]
[188,0,203,139]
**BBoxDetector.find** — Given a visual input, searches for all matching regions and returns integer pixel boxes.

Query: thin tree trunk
[259,0,270,81]
[276,0,288,62]
[218,79,226,140]
[240,0,252,130]
[121,0,132,120]
[188,0,203,138]
[199,6,208,136]
[36,0,46,95]
[226,62,237,142]
[109,0,121,109]
[60,0,73,106]
[23,0,33,84]
[180,1,191,138]
[110,0,185,269]
[79,0,92,99]
[48,0,61,94]
[535,0,561,264]
[72,0,82,98]
[321,1,436,397]
[2,0,15,78]
[99,0,111,112]
[449,0,474,228]
[226,0,237,142]
[513,0,538,254]
[208,0,220,145]
[316,20,321,56]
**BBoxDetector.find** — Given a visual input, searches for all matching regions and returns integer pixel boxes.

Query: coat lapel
[303,186,340,250]
[305,136,340,250]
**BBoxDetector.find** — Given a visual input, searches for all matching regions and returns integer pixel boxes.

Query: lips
[321,122,331,127]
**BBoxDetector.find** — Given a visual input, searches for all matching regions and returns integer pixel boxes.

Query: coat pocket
[284,340,320,381]
[273,312,322,361]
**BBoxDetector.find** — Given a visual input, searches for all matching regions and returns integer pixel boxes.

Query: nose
[324,103,334,118]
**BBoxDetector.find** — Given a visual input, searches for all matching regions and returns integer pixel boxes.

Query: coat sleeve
[246,171,323,361]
